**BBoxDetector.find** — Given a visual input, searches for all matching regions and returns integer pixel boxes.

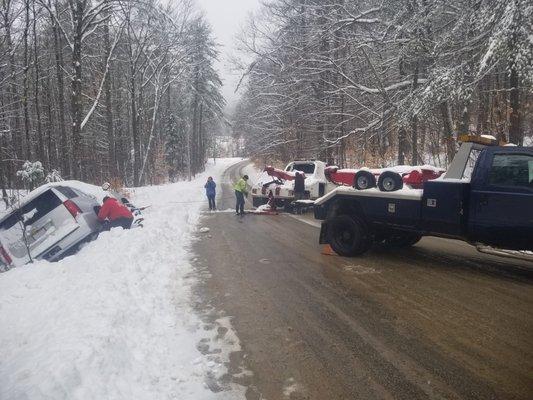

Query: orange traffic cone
[321,244,337,256]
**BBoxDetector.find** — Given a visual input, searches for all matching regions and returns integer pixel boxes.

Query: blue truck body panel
[421,181,471,237]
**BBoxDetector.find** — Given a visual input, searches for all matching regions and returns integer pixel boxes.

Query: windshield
[292,163,315,174]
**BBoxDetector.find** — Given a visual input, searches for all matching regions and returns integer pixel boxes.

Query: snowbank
[0,158,245,400]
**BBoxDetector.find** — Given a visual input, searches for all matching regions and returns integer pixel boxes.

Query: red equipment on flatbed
[324,165,445,192]
[263,166,306,181]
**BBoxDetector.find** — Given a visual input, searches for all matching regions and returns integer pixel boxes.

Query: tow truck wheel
[377,171,403,192]
[353,171,376,190]
[252,196,268,208]
[327,215,371,256]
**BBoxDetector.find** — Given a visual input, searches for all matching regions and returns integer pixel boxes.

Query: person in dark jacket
[294,171,305,200]
[204,176,217,211]
[98,196,134,229]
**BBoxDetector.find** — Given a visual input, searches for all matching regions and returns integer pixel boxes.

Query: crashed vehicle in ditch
[0,183,101,268]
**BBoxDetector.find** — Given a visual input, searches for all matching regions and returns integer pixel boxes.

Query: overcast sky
[196,0,262,110]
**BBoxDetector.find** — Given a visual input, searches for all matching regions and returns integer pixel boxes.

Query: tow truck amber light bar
[458,134,507,146]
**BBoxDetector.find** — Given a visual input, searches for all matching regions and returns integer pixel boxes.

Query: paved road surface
[192,160,533,400]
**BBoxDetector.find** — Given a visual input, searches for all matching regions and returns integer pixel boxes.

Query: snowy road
[193,161,533,400]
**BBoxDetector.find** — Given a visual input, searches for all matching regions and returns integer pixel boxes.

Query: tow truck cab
[422,144,533,250]
[315,137,533,256]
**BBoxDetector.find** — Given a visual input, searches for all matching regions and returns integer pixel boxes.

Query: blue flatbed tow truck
[314,135,533,257]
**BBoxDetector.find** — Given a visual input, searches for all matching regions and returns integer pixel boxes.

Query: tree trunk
[509,65,521,145]
[461,103,470,135]
[44,75,55,168]
[71,0,84,179]
[4,6,24,162]
[476,77,489,134]
[103,19,116,177]
[33,1,45,166]
[439,101,455,162]
[411,65,419,165]
[22,0,32,160]
[51,10,69,176]
[131,70,140,186]
[398,127,406,164]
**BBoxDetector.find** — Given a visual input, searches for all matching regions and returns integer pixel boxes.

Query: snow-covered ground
[0,158,246,400]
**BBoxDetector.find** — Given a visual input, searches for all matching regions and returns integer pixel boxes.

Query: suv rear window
[55,186,78,199]
[0,190,62,230]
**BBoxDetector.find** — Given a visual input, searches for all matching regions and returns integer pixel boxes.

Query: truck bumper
[319,221,329,244]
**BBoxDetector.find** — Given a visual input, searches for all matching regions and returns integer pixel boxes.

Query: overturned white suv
[251,160,337,208]
[0,183,101,268]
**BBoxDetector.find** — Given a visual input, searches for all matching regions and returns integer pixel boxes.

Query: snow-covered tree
[16,161,45,190]
[234,0,533,167]
[0,0,225,188]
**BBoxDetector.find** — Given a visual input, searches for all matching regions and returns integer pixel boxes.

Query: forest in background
[1,0,224,192]
[232,0,533,168]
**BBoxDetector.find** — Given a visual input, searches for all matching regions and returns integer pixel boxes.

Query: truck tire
[377,171,403,192]
[252,196,267,208]
[327,215,371,256]
[376,232,422,248]
[353,171,376,190]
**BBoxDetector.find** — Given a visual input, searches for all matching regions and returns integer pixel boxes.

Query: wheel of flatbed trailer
[353,171,376,190]
[327,215,371,256]
[377,171,403,192]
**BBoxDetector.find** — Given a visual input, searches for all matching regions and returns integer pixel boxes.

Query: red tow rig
[402,169,444,188]
[264,166,305,181]
[324,167,355,186]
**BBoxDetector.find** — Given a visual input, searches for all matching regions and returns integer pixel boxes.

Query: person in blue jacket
[204,176,217,211]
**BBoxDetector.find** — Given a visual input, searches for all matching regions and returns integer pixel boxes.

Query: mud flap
[319,221,329,244]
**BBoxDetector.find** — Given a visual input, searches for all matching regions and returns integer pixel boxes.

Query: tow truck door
[470,148,533,250]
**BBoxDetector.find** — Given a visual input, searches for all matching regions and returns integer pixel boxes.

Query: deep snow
[0,158,246,400]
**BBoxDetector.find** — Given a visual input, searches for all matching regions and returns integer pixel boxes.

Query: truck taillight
[0,245,12,266]
[64,199,81,218]
[261,187,266,195]
[275,187,281,195]
[252,188,257,194]
[288,190,294,196]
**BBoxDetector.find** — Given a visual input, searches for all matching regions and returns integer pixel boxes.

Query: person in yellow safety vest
[234,175,249,215]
